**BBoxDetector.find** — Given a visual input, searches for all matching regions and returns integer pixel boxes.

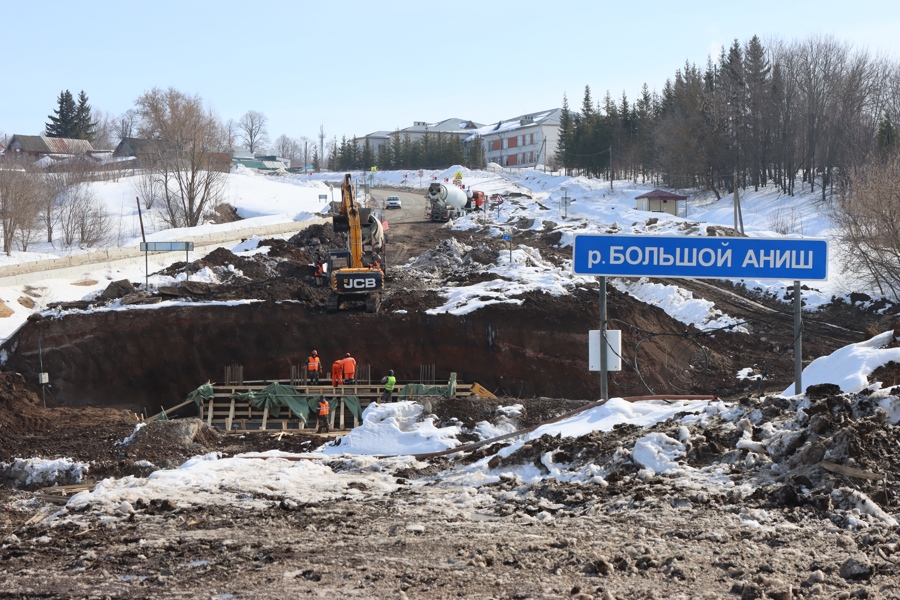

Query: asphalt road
[370,187,428,226]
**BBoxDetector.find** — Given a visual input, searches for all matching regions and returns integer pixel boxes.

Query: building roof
[464,109,562,142]
[114,137,182,157]
[9,134,94,154]
[635,189,688,200]
[402,118,483,134]
[365,118,484,138]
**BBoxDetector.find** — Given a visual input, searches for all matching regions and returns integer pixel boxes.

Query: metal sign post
[140,241,195,290]
[794,280,803,394]
[573,234,828,397]
[502,234,512,263]
[599,276,608,400]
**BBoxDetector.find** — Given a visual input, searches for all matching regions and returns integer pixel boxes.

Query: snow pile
[473,404,523,440]
[321,401,461,456]
[783,330,900,395]
[632,433,686,476]
[0,457,89,488]
[523,397,710,442]
[116,423,146,446]
[65,451,403,513]
[614,278,748,333]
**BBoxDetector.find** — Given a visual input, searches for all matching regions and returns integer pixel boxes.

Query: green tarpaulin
[229,384,363,424]
[397,372,457,399]
[187,382,215,405]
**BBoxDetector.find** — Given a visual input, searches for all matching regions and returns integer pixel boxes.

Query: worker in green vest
[380,370,396,403]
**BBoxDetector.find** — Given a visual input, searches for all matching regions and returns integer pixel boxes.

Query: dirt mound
[495,391,900,515]
[0,371,45,432]
[121,419,222,469]
[287,222,345,257]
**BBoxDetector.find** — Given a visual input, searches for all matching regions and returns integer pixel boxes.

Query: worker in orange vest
[316,398,330,433]
[307,350,321,384]
[341,352,357,384]
[331,359,343,387]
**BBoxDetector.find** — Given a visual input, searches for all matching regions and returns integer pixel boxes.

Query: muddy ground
[1,375,899,598]
[1,198,900,597]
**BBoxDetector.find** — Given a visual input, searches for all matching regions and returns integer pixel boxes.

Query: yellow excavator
[326,174,384,313]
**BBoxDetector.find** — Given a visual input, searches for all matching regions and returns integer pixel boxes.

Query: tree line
[329,130,486,172]
[555,34,900,202]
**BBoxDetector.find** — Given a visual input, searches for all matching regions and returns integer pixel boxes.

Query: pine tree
[361,138,374,170]
[466,135,486,169]
[72,91,97,141]
[878,111,897,159]
[46,90,76,138]
[555,94,572,173]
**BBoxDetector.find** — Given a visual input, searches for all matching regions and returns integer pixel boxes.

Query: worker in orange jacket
[307,350,321,384]
[331,359,343,387]
[316,398,330,433]
[341,352,357,384]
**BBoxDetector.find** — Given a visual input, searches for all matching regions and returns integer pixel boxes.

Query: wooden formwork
[195,380,478,432]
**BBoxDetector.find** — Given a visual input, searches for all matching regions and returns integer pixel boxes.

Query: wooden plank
[206,399,214,427]
[340,398,345,430]
[227,398,236,431]
[262,407,269,430]
[469,382,496,399]
[819,461,886,480]
[143,398,196,423]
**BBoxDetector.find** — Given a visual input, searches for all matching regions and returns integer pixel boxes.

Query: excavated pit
[1,286,759,414]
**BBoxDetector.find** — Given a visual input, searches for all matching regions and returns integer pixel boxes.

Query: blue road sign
[573,235,827,280]
[502,234,511,241]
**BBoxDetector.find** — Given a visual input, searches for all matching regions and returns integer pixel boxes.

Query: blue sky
[2,0,898,148]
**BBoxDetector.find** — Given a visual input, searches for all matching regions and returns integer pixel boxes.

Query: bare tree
[0,158,42,255]
[113,109,137,143]
[134,87,227,228]
[831,151,900,298]
[223,118,238,150]
[133,170,163,210]
[238,110,269,154]
[58,183,112,249]
[90,109,117,150]
[273,134,300,165]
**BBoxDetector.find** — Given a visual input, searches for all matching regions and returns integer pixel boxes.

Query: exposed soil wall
[4,294,611,412]
[9,289,726,413]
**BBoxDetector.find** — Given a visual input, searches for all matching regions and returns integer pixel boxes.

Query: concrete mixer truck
[425,183,486,222]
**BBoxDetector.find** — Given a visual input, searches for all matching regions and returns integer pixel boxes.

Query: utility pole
[609,146,613,191]
[733,171,745,235]
[319,125,325,170]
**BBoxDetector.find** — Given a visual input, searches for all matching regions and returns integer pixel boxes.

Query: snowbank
[321,401,461,456]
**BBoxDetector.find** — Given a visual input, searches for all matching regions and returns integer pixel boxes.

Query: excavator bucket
[332,215,350,233]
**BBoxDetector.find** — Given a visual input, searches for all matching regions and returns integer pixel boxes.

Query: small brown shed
[635,189,688,217]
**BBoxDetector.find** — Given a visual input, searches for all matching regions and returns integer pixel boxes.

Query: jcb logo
[341,278,377,289]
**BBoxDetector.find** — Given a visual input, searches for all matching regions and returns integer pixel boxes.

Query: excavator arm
[332,174,364,268]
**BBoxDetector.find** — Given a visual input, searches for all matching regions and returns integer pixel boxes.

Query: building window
[492,140,502,152]
[530,133,535,145]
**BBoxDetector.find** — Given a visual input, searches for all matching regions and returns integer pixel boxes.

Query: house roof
[114,137,181,157]
[402,118,483,134]
[465,109,562,141]
[10,135,93,154]
[635,189,688,200]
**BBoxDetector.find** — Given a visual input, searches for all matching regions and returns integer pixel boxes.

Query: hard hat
[388,370,394,376]
[312,350,317,356]
[345,352,351,357]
